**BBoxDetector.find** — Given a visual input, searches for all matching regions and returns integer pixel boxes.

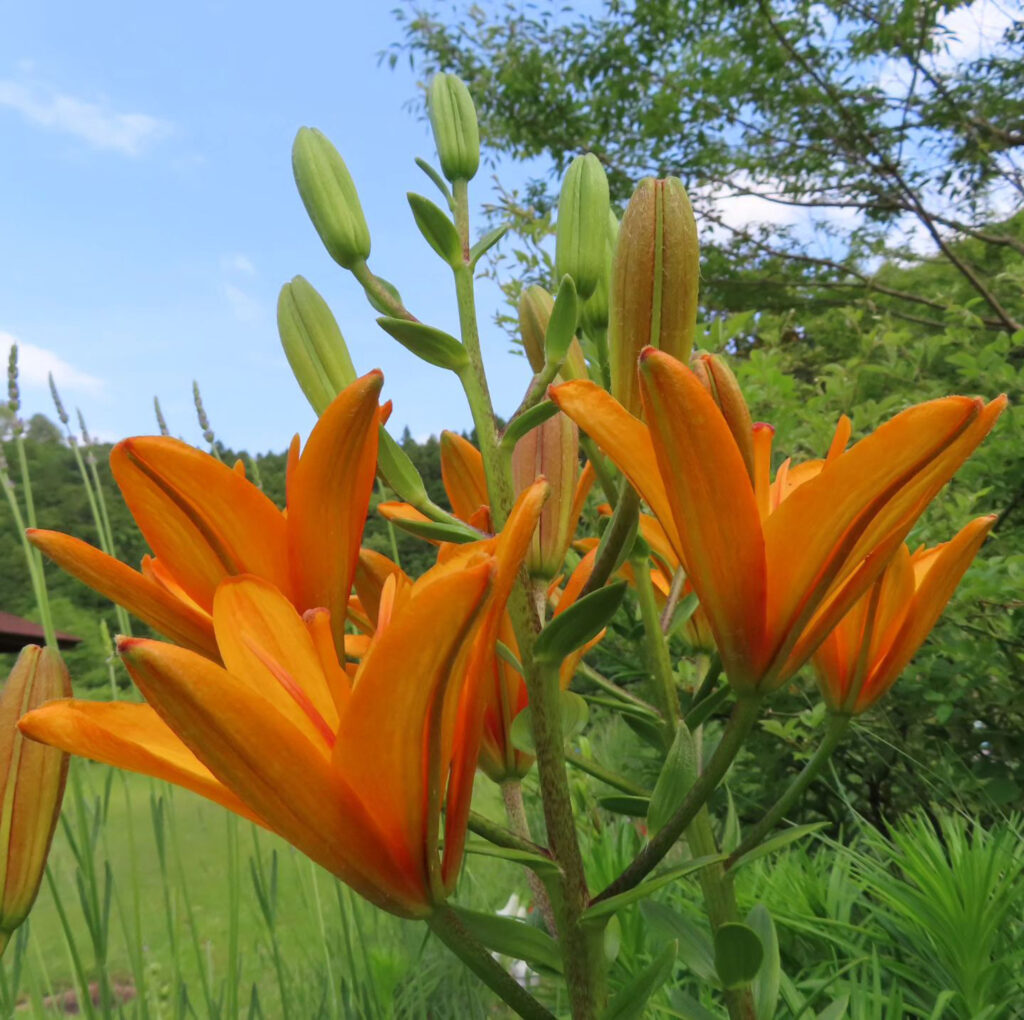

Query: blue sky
[1,2,1011,455]
[0,2,542,453]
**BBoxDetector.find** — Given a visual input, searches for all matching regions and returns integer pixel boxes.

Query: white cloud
[936,0,1019,66]
[0,333,104,394]
[221,254,256,275]
[0,78,170,156]
[223,283,262,323]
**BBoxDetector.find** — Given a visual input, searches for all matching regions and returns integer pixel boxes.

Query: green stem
[593,697,761,903]
[727,713,851,868]
[577,661,659,715]
[580,482,639,597]
[467,810,549,857]
[579,436,618,506]
[565,749,650,797]
[501,780,558,935]
[451,178,513,526]
[0,464,56,648]
[350,259,418,322]
[631,550,680,733]
[427,907,556,1020]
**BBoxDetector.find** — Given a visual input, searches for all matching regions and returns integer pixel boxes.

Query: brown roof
[0,612,82,653]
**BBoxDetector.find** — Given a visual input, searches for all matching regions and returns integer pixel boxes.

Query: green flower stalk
[0,646,70,955]
[278,275,357,415]
[609,177,699,416]
[555,154,610,301]
[292,127,372,270]
[427,73,480,183]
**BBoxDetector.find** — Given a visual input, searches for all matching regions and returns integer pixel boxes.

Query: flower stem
[467,810,550,857]
[501,780,558,935]
[631,549,680,734]
[427,906,556,1020]
[593,696,761,903]
[580,482,639,597]
[726,713,851,868]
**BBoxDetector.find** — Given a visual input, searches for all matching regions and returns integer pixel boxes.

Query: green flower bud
[555,154,610,300]
[427,73,480,183]
[580,209,619,336]
[1,647,70,952]
[292,127,371,270]
[518,285,554,373]
[278,276,357,416]
[609,177,699,416]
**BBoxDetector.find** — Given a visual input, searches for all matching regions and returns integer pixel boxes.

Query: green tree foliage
[391,0,1023,331]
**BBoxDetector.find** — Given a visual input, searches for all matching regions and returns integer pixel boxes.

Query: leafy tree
[391,0,1023,331]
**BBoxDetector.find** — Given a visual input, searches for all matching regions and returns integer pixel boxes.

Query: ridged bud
[690,353,755,483]
[518,285,553,373]
[1,647,70,951]
[512,412,580,579]
[580,210,619,336]
[292,127,371,270]
[609,177,699,416]
[278,276,357,415]
[555,154,610,300]
[427,73,480,182]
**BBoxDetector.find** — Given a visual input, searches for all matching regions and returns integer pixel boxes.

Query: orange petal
[119,636,426,917]
[354,549,409,628]
[550,378,680,553]
[213,576,339,744]
[28,530,217,658]
[827,415,852,462]
[639,349,767,687]
[19,699,264,826]
[112,437,291,611]
[288,373,383,655]
[861,515,995,710]
[334,560,494,897]
[761,396,985,679]
[441,431,489,522]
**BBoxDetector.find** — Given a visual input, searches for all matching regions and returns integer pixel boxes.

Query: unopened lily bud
[518,285,553,373]
[609,177,699,416]
[690,353,755,482]
[1,647,70,952]
[555,154,610,301]
[427,73,480,183]
[512,412,580,579]
[580,210,619,336]
[278,276,357,415]
[292,127,371,270]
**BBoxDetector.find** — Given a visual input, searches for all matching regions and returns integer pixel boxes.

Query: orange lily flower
[813,516,996,715]
[28,373,384,662]
[21,557,496,918]
[551,349,1005,694]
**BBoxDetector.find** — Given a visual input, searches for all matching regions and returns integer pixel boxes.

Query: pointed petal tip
[638,345,657,364]
[753,422,775,435]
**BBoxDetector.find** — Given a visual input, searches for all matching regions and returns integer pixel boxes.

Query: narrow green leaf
[384,513,481,545]
[714,922,763,990]
[414,157,453,207]
[544,274,579,365]
[815,995,850,1020]
[534,581,627,666]
[362,274,404,316]
[603,940,677,1020]
[647,723,697,836]
[496,640,524,676]
[377,427,429,506]
[598,795,651,817]
[376,317,469,372]
[640,901,716,982]
[451,907,563,975]
[583,856,724,923]
[470,223,510,267]
[407,192,462,267]
[727,823,828,872]
[501,400,559,449]
[747,904,780,1020]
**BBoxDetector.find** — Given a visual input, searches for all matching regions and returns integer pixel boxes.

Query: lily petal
[639,349,768,687]
[27,530,217,658]
[288,372,383,656]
